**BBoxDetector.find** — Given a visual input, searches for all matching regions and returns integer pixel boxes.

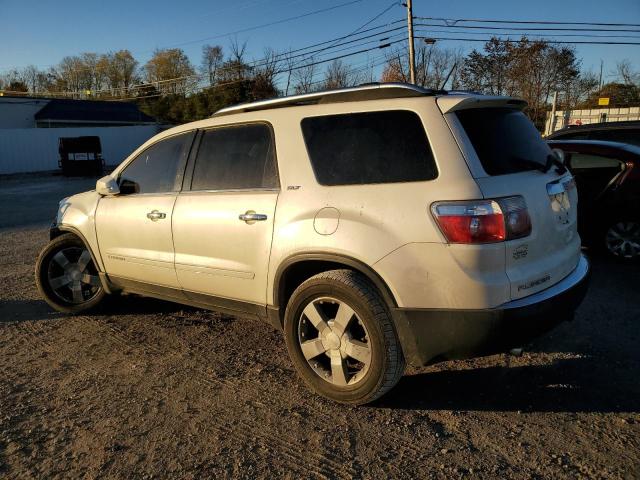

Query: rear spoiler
[437,95,527,114]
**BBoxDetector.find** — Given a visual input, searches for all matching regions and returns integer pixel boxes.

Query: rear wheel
[284,269,404,405]
[35,234,106,313]
[604,220,640,261]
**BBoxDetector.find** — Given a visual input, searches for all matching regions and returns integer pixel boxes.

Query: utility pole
[598,60,604,90]
[405,0,416,84]
[548,90,558,136]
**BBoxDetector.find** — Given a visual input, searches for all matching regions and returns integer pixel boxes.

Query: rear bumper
[392,254,591,366]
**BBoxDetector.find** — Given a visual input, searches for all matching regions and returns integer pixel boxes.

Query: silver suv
[36,83,590,404]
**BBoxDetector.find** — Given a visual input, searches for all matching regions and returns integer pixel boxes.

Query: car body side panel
[56,190,105,271]
[261,97,485,309]
[95,194,180,288]
[374,242,509,309]
[172,190,278,304]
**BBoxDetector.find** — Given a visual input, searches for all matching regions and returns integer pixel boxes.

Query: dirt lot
[1,174,639,479]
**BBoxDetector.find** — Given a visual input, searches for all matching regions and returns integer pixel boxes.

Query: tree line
[1,37,638,129]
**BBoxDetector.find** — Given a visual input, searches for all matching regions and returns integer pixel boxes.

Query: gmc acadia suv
[36,83,590,404]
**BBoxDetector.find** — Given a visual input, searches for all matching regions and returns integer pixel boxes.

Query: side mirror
[552,148,566,166]
[96,175,120,196]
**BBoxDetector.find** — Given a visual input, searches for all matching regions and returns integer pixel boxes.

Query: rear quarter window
[457,108,552,176]
[301,110,438,186]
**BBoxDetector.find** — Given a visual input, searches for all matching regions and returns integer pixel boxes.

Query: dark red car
[547,140,640,261]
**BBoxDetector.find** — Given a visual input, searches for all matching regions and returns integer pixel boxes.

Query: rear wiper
[511,155,550,173]
[510,155,567,175]
[546,154,567,175]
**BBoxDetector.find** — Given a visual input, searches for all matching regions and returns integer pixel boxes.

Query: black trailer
[58,136,105,176]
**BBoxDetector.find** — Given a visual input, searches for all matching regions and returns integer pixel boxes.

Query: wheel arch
[272,253,399,328]
[50,225,101,269]
[49,225,113,294]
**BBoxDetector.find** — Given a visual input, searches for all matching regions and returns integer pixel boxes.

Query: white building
[0,95,163,174]
[544,106,640,136]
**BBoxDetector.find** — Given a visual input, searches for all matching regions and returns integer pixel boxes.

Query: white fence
[0,125,163,174]
[544,106,640,136]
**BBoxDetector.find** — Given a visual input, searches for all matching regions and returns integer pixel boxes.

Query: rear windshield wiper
[546,154,567,175]
[510,155,567,175]
[511,155,549,173]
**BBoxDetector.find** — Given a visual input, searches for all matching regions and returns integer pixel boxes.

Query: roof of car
[548,120,640,137]
[212,82,526,117]
[547,139,640,156]
[212,83,443,117]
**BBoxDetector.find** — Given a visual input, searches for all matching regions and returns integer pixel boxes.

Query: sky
[1,0,639,85]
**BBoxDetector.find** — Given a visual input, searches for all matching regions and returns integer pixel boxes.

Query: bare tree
[323,59,351,89]
[562,71,599,109]
[218,39,251,82]
[251,47,279,99]
[201,44,223,85]
[57,56,86,96]
[293,59,317,94]
[21,65,40,93]
[382,45,461,89]
[615,59,640,86]
[282,49,296,95]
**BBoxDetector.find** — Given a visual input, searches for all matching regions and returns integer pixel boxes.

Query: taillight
[431,196,531,244]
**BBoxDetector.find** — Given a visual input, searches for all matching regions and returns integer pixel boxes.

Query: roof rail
[212,82,443,117]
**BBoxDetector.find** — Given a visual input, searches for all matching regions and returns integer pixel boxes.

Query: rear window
[301,110,438,186]
[457,108,552,176]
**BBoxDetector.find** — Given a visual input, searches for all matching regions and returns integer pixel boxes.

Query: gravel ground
[0,175,639,479]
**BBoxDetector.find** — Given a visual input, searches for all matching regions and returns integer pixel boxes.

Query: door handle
[146,210,167,221]
[239,211,268,224]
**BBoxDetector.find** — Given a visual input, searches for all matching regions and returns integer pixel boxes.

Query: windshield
[456,108,552,176]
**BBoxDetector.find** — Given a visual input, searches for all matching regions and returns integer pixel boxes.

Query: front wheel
[284,269,405,405]
[35,233,106,314]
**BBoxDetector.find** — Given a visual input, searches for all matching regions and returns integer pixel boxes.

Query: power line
[165,0,365,49]
[274,38,402,74]
[415,36,640,45]
[73,28,405,96]
[415,16,640,28]
[293,1,398,69]
[0,1,372,72]
[0,19,405,78]
[415,29,640,39]
[414,22,640,34]
[18,37,401,99]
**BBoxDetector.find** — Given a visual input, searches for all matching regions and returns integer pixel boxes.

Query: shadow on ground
[378,356,639,414]
[0,295,194,323]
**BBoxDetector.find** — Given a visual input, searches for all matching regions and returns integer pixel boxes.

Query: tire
[602,219,640,262]
[35,233,106,314]
[283,269,405,405]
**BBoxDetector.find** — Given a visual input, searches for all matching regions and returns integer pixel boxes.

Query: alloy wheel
[47,247,102,304]
[297,296,372,387]
[605,221,640,259]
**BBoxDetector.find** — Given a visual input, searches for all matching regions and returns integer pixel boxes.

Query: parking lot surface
[1,174,638,479]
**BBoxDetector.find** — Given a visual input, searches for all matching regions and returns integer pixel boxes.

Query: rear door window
[457,108,553,176]
[191,123,278,191]
[301,110,437,186]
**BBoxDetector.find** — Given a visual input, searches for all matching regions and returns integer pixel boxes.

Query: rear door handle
[146,210,167,221]
[239,211,268,224]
